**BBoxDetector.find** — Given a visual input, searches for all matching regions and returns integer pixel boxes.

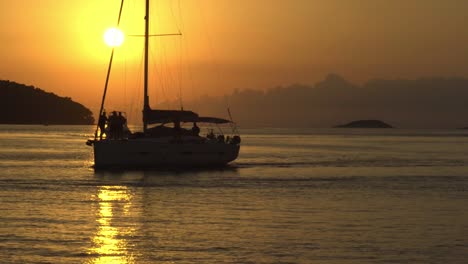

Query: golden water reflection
[89,186,135,264]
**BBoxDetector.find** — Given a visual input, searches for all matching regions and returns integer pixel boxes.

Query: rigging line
[136,47,145,127]
[169,0,182,33]
[177,0,198,111]
[150,43,168,109]
[123,36,127,117]
[178,35,183,111]
[177,0,183,33]
[151,34,177,110]
[148,1,172,111]
[129,46,145,128]
[198,4,233,116]
[177,0,183,111]
[227,107,239,135]
[169,0,184,110]
[94,0,125,140]
[197,4,222,85]
[116,0,124,24]
[159,36,178,110]
[196,3,228,115]
[122,2,127,117]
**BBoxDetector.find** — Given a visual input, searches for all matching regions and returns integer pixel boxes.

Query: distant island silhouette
[335,120,393,128]
[0,80,94,125]
[161,74,468,129]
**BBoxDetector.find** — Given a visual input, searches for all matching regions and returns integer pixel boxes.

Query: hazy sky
[1,0,468,113]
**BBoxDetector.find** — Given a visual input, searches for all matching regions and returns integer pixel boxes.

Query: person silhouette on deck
[98,111,108,140]
[191,122,200,136]
[207,129,215,140]
[119,112,129,138]
[116,112,126,139]
[108,111,118,139]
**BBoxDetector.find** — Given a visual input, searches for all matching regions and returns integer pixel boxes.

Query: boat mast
[143,0,150,132]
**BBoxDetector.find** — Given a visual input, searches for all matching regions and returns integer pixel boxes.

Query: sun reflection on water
[89,186,135,264]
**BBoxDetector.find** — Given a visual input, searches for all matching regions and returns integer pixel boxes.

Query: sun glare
[104,28,124,47]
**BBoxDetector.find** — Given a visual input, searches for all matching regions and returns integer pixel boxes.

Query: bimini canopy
[197,117,231,124]
[144,108,231,124]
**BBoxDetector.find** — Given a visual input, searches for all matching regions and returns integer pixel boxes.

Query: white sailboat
[87,0,240,168]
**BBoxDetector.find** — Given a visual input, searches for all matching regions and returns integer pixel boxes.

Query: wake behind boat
[87,0,240,168]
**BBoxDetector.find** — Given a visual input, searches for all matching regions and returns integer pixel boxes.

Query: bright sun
[103,28,124,47]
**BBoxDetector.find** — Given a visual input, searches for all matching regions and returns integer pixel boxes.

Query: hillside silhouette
[159,74,468,129]
[0,80,94,125]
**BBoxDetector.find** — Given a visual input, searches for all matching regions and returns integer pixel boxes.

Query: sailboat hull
[93,138,240,168]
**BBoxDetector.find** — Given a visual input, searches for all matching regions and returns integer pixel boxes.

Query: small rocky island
[335,119,393,128]
[0,80,94,125]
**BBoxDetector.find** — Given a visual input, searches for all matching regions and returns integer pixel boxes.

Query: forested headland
[0,80,94,125]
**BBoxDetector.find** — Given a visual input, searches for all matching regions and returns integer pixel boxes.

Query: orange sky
[1,0,468,115]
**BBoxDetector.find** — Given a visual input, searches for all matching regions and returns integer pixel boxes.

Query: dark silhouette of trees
[0,80,94,125]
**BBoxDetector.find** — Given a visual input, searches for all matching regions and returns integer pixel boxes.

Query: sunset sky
[1,0,468,114]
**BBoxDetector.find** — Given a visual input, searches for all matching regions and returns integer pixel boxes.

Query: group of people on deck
[98,111,229,142]
[98,111,127,140]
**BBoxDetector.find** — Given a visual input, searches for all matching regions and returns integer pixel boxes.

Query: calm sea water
[1,125,468,263]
